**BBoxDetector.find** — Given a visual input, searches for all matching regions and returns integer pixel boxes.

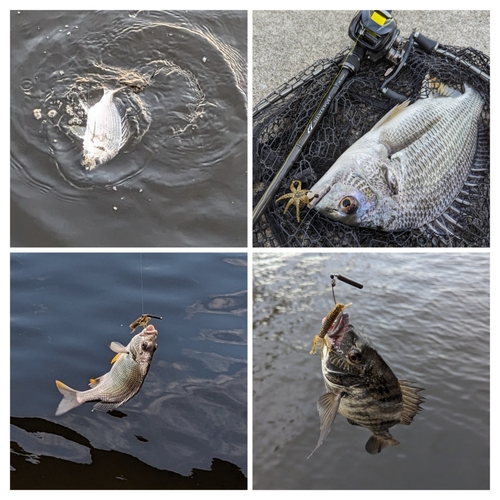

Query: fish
[309,312,424,456]
[75,87,130,170]
[309,78,484,231]
[55,324,158,416]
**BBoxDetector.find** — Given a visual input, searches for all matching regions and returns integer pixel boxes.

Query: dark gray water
[253,252,489,489]
[11,253,247,489]
[11,10,247,247]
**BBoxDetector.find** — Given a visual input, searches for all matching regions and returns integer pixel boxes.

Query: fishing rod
[253,10,490,225]
[252,43,366,224]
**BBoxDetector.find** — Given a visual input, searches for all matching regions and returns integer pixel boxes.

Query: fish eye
[339,196,358,214]
[348,349,362,363]
[141,341,149,351]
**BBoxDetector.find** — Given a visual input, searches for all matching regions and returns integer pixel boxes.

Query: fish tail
[365,432,400,454]
[55,380,82,416]
[422,74,462,98]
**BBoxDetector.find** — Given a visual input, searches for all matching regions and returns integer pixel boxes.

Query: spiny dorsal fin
[399,380,425,424]
[422,74,462,99]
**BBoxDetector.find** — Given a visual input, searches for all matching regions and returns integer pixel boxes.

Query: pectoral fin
[308,390,343,459]
[109,342,129,363]
[110,341,128,353]
[69,125,87,139]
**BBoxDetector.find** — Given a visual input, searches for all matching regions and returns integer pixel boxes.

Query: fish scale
[82,88,130,170]
[82,346,144,408]
[55,325,158,416]
[309,313,424,456]
[310,79,484,231]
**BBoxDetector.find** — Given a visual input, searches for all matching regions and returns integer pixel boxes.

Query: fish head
[82,140,109,170]
[310,154,398,229]
[129,324,158,371]
[312,182,376,227]
[322,313,395,385]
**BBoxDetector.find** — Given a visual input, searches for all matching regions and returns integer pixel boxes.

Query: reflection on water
[11,253,247,489]
[11,417,246,490]
[11,10,247,247]
[253,252,489,489]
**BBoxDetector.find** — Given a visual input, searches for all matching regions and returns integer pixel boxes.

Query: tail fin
[365,432,400,454]
[55,380,82,416]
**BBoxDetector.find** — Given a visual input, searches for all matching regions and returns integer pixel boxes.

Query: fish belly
[78,354,144,407]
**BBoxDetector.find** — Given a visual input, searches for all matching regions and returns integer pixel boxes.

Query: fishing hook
[330,273,364,304]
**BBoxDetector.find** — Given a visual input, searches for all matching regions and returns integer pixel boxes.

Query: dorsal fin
[398,380,425,424]
[372,100,411,130]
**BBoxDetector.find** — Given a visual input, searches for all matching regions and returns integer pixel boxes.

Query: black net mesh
[253,43,490,247]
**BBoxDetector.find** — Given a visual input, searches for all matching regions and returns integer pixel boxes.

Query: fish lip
[327,313,349,351]
[309,184,331,208]
[140,324,158,338]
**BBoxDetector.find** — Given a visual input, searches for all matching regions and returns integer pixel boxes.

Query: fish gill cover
[253,33,490,247]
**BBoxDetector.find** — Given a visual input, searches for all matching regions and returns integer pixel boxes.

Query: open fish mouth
[325,312,350,350]
[141,324,158,336]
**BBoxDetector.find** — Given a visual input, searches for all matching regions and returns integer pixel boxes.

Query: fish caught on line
[309,76,485,231]
[55,324,158,416]
[309,309,424,456]
[71,87,130,170]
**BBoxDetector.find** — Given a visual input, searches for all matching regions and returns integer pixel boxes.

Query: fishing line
[131,254,162,334]
[140,253,144,314]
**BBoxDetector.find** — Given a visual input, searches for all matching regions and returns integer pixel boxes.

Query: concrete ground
[252,10,490,107]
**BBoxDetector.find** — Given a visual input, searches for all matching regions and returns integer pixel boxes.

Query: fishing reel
[348,10,408,65]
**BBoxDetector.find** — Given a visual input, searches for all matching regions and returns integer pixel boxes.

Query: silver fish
[309,78,484,231]
[55,324,158,416]
[80,87,130,170]
[309,312,423,456]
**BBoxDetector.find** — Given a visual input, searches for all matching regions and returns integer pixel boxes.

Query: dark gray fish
[55,324,158,416]
[309,312,424,456]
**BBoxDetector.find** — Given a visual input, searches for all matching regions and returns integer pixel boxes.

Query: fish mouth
[140,324,158,339]
[326,312,350,351]
[309,184,331,208]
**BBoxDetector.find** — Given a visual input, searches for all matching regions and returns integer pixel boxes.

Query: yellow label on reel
[371,11,387,26]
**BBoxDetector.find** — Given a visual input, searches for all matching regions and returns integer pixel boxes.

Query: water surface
[11,10,247,247]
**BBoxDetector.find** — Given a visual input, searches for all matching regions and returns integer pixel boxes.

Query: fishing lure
[310,302,351,356]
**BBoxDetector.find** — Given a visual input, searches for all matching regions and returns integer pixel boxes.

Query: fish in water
[74,87,130,170]
[309,78,484,231]
[309,312,424,456]
[55,324,158,416]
